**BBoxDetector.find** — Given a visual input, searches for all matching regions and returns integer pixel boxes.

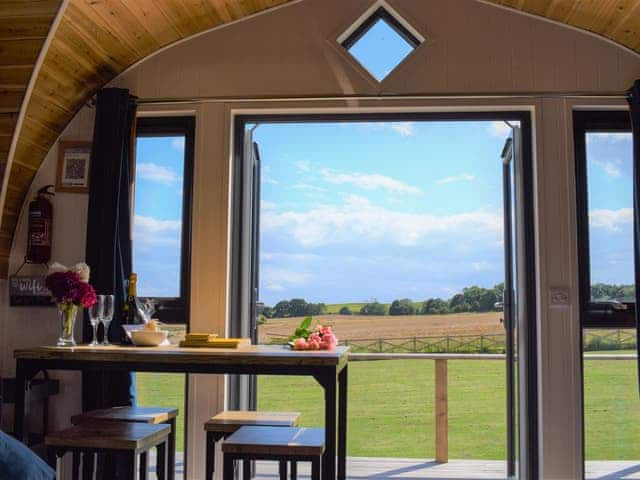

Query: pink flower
[323,333,338,345]
[45,268,97,307]
[77,282,97,308]
[293,338,308,350]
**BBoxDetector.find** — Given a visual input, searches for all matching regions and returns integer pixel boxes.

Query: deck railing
[347,352,638,464]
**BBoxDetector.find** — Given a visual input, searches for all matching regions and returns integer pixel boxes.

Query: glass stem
[92,323,98,344]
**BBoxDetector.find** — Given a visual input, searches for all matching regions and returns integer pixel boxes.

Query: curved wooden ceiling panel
[1,0,640,276]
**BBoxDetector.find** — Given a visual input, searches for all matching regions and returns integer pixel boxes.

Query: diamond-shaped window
[341,6,422,82]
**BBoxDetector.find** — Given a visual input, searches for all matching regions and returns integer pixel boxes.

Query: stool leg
[157,441,167,480]
[124,451,139,480]
[223,454,234,480]
[72,451,81,480]
[290,461,297,480]
[167,419,176,480]
[279,461,287,480]
[82,451,95,480]
[243,460,251,480]
[46,446,57,469]
[205,432,215,480]
[311,458,321,480]
[139,451,148,480]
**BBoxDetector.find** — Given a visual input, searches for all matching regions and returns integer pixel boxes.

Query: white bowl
[130,330,168,347]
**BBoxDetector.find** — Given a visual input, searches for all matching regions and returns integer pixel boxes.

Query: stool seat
[71,406,178,425]
[46,422,171,452]
[222,426,325,456]
[205,411,300,433]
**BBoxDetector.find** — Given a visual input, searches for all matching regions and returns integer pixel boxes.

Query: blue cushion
[0,430,55,480]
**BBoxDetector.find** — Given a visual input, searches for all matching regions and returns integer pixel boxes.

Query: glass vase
[57,304,78,346]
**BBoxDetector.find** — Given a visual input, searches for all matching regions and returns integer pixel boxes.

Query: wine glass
[101,295,115,346]
[88,297,103,346]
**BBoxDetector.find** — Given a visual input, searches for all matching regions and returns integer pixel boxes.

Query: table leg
[167,418,176,480]
[318,370,337,480]
[13,360,37,441]
[338,365,348,480]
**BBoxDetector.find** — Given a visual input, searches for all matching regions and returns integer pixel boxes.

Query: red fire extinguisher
[26,185,54,264]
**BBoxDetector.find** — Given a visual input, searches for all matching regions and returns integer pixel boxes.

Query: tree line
[259,283,636,319]
[260,284,506,319]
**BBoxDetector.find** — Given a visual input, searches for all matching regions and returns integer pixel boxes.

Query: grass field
[136,355,640,460]
[259,312,504,343]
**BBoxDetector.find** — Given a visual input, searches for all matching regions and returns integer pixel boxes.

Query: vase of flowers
[45,263,97,346]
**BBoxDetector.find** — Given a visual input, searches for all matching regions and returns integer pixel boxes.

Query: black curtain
[83,88,137,410]
[628,80,640,396]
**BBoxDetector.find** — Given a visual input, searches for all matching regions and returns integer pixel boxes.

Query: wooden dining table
[13,344,349,480]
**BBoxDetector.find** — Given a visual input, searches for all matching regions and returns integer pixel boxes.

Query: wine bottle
[124,272,140,324]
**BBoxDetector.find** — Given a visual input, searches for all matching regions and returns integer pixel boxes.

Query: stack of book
[179,333,251,349]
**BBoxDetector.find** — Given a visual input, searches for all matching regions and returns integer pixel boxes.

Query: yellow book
[185,333,218,341]
[179,338,251,349]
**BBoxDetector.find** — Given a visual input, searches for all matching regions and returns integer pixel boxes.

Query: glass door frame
[229,110,539,479]
[574,109,633,479]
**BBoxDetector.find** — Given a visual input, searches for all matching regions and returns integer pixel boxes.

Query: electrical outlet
[549,287,570,307]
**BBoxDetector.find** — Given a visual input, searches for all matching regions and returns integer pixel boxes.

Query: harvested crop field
[258,312,504,343]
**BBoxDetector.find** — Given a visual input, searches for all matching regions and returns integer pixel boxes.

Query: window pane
[586,132,635,302]
[133,135,185,297]
[347,18,416,81]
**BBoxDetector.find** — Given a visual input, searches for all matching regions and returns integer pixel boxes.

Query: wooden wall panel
[2,0,640,278]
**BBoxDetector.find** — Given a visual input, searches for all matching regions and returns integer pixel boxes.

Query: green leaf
[300,316,313,331]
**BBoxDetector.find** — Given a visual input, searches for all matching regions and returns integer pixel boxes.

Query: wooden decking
[163,454,640,479]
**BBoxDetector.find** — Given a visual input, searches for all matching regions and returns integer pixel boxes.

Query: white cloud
[589,208,633,232]
[587,132,631,144]
[320,168,422,195]
[357,122,415,137]
[171,137,185,150]
[262,165,278,185]
[471,261,495,272]
[591,155,624,178]
[390,123,415,137]
[136,162,181,185]
[295,160,312,172]
[262,195,501,248]
[292,183,327,193]
[596,159,622,178]
[261,200,277,210]
[133,215,181,246]
[488,121,512,138]
[437,173,475,185]
[262,267,312,292]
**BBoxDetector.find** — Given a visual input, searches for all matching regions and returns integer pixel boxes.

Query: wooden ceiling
[0,0,61,275]
[1,0,640,277]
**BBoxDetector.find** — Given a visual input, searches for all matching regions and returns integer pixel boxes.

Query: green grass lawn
[136,356,640,460]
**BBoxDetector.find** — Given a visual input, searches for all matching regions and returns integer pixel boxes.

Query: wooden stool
[222,426,324,480]
[72,406,178,480]
[204,411,300,480]
[46,422,170,480]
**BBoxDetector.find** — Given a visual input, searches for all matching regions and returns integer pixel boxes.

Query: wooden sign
[9,276,54,307]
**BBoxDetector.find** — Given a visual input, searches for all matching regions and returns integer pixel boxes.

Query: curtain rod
[136,92,630,105]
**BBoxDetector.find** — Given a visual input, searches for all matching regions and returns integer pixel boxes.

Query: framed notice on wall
[9,275,54,306]
[56,141,92,193]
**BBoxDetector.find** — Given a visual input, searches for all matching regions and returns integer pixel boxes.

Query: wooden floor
[162,454,640,479]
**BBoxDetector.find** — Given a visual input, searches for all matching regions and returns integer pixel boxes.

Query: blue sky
[586,132,634,289]
[132,136,185,298]
[255,121,510,306]
[129,124,635,305]
[129,22,634,305]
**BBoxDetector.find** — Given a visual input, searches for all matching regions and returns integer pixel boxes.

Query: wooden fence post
[435,359,448,463]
